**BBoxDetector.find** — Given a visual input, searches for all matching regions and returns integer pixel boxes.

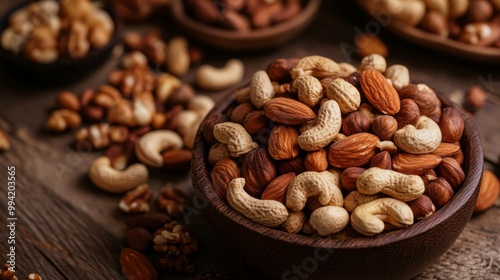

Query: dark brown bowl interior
[192,91,483,280]
[0,1,123,82]
[169,0,321,52]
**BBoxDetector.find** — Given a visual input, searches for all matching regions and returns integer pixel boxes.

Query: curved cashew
[286,171,337,211]
[45,109,82,132]
[208,143,231,165]
[177,110,202,149]
[133,91,155,126]
[293,75,323,107]
[326,78,361,114]
[250,70,275,108]
[282,211,306,234]
[196,59,245,91]
[298,100,341,151]
[89,156,148,193]
[344,191,384,212]
[291,55,340,79]
[310,206,350,236]
[394,115,442,154]
[213,122,259,157]
[357,167,425,202]
[351,198,414,236]
[135,130,183,167]
[188,95,215,119]
[227,178,288,227]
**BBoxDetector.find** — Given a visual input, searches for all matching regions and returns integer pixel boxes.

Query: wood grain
[0,0,499,279]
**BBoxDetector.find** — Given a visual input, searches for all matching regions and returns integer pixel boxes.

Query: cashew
[133,91,155,126]
[310,206,349,236]
[282,211,306,234]
[188,95,215,119]
[291,55,340,79]
[89,156,148,193]
[394,115,442,154]
[344,191,384,212]
[208,143,231,165]
[166,36,190,77]
[384,64,409,91]
[357,167,425,202]
[293,76,323,107]
[45,109,82,132]
[338,62,357,78]
[250,70,275,108]
[156,74,182,103]
[326,78,361,114]
[196,59,245,91]
[286,171,338,211]
[177,110,202,149]
[227,178,289,227]
[135,130,183,167]
[351,198,414,236]
[377,140,398,153]
[213,122,259,157]
[297,100,341,151]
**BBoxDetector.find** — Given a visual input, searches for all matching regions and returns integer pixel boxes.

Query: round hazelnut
[419,11,448,37]
[465,0,493,23]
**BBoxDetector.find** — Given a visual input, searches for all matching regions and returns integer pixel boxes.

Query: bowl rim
[169,0,322,40]
[192,87,484,249]
[0,0,123,69]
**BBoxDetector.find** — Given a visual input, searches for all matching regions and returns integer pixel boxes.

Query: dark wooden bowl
[0,1,123,81]
[169,0,321,52]
[192,91,483,280]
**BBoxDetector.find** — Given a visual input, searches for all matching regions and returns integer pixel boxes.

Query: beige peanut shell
[297,100,342,151]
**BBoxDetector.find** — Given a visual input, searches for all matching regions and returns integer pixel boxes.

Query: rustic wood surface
[0,1,499,279]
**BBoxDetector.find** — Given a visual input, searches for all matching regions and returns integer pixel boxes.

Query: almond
[431,142,460,158]
[360,69,400,115]
[268,124,300,160]
[341,167,366,192]
[328,133,380,168]
[439,107,464,143]
[355,34,388,58]
[263,97,316,125]
[304,149,329,172]
[125,213,171,231]
[211,158,240,200]
[242,148,277,197]
[278,156,307,175]
[162,149,192,172]
[243,110,270,134]
[474,170,500,213]
[230,102,256,124]
[392,153,442,175]
[120,248,158,280]
[261,173,296,204]
[435,157,465,189]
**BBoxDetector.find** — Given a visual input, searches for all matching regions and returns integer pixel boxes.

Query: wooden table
[1,1,499,279]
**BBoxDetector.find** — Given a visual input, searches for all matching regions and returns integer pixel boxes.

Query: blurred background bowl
[169,0,321,52]
[192,90,483,280]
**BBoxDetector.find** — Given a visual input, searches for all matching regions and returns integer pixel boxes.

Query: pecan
[158,186,188,218]
[0,264,17,280]
[119,183,153,213]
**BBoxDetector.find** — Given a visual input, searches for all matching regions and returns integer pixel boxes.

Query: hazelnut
[341,167,366,192]
[372,115,397,141]
[465,85,487,112]
[435,158,465,190]
[341,111,371,136]
[439,107,464,143]
[465,0,493,23]
[425,177,454,209]
[419,10,448,37]
[394,99,420,129]
[407,195,436,220]
[370,151,392,170]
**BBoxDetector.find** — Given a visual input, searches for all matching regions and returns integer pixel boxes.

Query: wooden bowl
[0,1,123,81]
[356,0,500,64]
[169,0,321,52]
[192,91,483,280]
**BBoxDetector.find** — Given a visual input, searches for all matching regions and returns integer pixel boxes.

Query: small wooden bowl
[192,92,483,280]
[169,0,321,52]
[0,1,123,81]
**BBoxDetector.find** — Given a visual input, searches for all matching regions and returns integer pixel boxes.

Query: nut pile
[109,0,170,22]
[205,54,469,237]
[361,0,500,48]
[1,0,114,63]
[185,0,303,31]
[0,263,42,280]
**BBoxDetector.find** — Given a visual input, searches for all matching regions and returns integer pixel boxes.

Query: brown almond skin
[439,107,464,143]
[342,111,371,136]
[211,158,240,201]
[305,149,329,172]
[230,102,256,124]
[431,142,460,158]
[341,167,366,192]
[360,69,400,115]
[243,110,270,134]
[126,227,153,252]
[57,91,81,111]
[407,195,436,220]
[370,151,392,170]
[261,173,296,204]
[425,177,454,209]
[120,248,158,280]
[392,153,442,175]
[268,124,300,160]
[278,157,307,175]
[451,148,465,166]
[162,149,192,172]
[372,115,398,141]
[242,148,277,197]
[435,157,465,190]
[264,97,316,125]
[394,99,420,129]
[474,170,500,213]
[328,133,380,168]
[203,113,229,145]
[222,9,251,31]
[265,58,300,84]
[419,10,448,36]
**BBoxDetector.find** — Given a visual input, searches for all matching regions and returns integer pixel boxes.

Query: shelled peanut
[360,0,500,48]
[185,0,304,31]
[1,0,114,63]
[204,54,470,237]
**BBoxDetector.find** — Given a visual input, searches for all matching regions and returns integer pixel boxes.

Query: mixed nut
[185,0,304,31]
[1,0,114,63]
[205,54,472,237]
[361,0,500,48]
